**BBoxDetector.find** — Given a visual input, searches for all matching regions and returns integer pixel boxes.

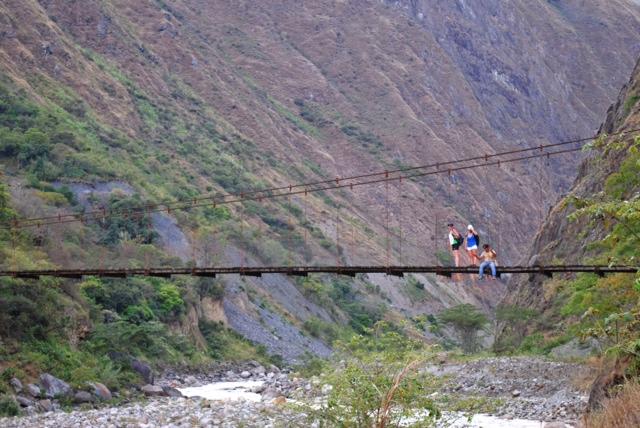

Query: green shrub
[81,277,143,314]
[0,395,20,417]
[196,278,225,300]
[624,94,639,115]
[97,194,158,246]
[123,304,155,324]
[518,332,545,354]
[199,320,268,363]
[302,317,339,343]
[85,321,197,365]
[0,367,23,383]
[306,323,441,427]
[155,282,184,317]
[0,278,77,341]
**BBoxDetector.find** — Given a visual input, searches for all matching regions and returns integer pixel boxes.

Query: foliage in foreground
[584,380,640,428]
[306,323,441,428]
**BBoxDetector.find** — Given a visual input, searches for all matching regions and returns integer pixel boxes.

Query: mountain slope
[0,0,640,363]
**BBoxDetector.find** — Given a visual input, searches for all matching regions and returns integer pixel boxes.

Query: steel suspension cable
[7,128,639,230]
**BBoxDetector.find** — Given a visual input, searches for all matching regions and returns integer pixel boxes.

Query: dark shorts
[451,243,461,251]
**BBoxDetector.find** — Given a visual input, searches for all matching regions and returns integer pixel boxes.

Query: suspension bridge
[3,128,640,280]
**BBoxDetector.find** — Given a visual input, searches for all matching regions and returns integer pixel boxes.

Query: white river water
[178,381,264,402]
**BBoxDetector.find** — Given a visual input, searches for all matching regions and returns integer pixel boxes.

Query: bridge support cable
[6,128,640,232]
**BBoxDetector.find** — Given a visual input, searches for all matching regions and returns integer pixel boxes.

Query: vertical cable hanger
[398,176,403,266]
[145,206,151,273]
[303,187,309,265]
[434,211,439,266]
[335,203,341,268]
[288,189,293,267]
[385,171,391,269]
[11,221,17,272]
[350,221,356,267]
[240,193,245,270]
[539,147,544,226]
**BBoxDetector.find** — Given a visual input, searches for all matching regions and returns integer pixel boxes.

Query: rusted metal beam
[0,265,637,280]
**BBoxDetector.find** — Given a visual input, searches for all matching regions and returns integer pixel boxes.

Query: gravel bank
[428,356,592,424]
[1,357,592,427]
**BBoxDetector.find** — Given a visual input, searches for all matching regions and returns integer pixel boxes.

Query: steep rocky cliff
[497,57,640,350]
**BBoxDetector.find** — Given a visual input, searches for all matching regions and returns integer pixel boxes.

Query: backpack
[474,233,480,247]
[454,232,464,245]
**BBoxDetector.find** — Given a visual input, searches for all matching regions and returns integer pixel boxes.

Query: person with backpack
[466,224,480,266]
[479,244,498,280]
[447,223,464,267]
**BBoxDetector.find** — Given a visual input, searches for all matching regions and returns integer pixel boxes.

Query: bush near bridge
[303,322,442,427]
[438,304,489,354]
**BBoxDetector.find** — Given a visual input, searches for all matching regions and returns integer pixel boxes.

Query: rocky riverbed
[0,357,593,427]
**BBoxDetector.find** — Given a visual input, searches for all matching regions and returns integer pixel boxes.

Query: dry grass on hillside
[585,381,640,428]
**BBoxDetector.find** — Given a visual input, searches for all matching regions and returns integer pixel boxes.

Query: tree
[493,304,538,352]
[438,304,488,353]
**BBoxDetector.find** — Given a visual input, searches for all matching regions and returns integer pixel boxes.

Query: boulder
[261,387,280,401]
[37,399,53,412]
[240,371,251,379]
[131,359,154,385]
[141,384,165,397]
[74,391,95,403]
[184,375,197,385]
[26,384,41,398]
[250,383,267,394]
[511,389,522,397]
[161,386,183,397]
[15,395,34,408]
[268,365,280,374]
[39,373,73,398]
[91,382,112,401]
[10,377,23,393]
[252,365,266,376]
[549,338,601,360]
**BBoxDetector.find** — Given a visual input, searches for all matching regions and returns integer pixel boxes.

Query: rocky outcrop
[130,360,155,386]
[140,385,164,397]
[39,374,72,399]
[90,383,112,401]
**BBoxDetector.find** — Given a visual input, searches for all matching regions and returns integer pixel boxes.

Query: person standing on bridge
[478,244,498,280]
[466,224,480,266]
[447,223,464,267]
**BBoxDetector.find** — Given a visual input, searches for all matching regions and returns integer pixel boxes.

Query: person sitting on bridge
[466,224,480,266]
[447,223,464,267]
[478,244,498,280]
